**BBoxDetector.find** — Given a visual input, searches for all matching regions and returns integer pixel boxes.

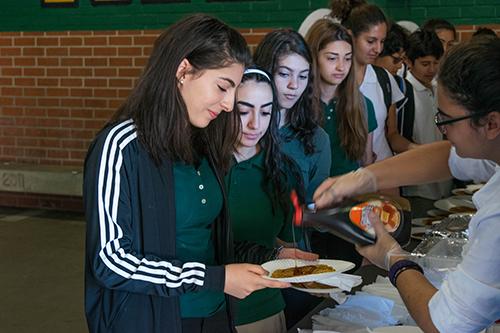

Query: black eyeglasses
[434,108,490,133]
[389,54,404,65]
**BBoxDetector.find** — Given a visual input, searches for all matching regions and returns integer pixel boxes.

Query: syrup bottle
[291,191,411,247]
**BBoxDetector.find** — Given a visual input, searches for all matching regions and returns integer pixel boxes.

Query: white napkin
[329,290,348,304]
[360,276,404,305]
[313,293,399,330]
[318,273,363,292]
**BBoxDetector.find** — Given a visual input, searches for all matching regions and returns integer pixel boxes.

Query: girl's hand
[224,263,290,299]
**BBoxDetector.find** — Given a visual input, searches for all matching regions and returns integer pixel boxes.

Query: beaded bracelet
[389,259,424,287]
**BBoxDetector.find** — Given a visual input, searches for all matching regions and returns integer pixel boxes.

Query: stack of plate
[411,194,476,240]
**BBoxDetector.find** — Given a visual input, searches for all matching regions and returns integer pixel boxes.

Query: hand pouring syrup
[291,191,411,247]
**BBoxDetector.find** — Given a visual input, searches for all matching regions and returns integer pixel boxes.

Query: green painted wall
[0,0,499,32]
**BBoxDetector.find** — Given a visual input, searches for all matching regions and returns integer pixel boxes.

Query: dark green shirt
[226,150,298,325]
[175,158,225,318]
[322,97,377,177]
[279,125,331,202]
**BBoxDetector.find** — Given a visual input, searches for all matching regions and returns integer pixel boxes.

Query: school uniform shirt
[322,97,378,177]
[280,125,331,202]
[174,158,225,318]
[429,147,500,332]
[401,72,453,200]
[226,150,299,325]
[360,64,404,161]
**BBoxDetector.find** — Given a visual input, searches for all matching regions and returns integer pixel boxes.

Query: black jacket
[83,120,234,333]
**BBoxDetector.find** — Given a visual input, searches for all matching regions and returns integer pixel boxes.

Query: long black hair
[406,29,444,63]
[253,29,320,156]
[111,14,251,171]
[236,68,305,213]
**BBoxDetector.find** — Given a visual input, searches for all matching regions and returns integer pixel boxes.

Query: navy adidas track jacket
[83,120,233,333]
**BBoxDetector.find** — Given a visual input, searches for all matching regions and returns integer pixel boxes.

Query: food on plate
[291,281,332,289]
[270,264,335,278]
[449,206,476,214]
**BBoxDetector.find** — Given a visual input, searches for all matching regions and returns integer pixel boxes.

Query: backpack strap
[372,65,392,111]
[396,77,415,141]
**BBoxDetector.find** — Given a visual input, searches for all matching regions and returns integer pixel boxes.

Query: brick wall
[0,27,276,167]
[0,23,499,211]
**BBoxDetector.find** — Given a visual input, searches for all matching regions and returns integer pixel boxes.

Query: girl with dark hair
[227,68,317,333]
[253,29,331,329]
[421,18,457,54]
[330,0,407,170]
[83,14,289,333]
[315,37,500,333]
[253,29,331,203]
[305,19,377,267]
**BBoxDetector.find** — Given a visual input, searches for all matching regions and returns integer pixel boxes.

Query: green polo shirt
[279,125,331,202]
[175,158,225,318]
[322,97,377,177]
[226,150,299,325]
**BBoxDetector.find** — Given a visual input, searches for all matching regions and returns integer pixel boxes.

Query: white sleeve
[429,212,500,332]
[387,69,405,104]
[448,146,497,182]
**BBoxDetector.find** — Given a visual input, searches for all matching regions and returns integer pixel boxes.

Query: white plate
[411,227,427,241]
[373,326,423,333]
[451,188,472,196]
[261,259,355,283]
[426,208,449,217]
[411,217,442,227]
[464,183,484,194]
[434,196,476,213]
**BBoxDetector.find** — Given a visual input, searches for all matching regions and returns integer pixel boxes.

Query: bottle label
[349,200,401,235]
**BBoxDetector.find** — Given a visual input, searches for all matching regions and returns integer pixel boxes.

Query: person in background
[83,14,289,333]
[253,29,331,204]
[253,29,331,329]
[228,68,318,333]
[400,29,452,216]
[329,1,405,160]
[329,0,404,195]
[307,19,377,177]
[421,18,457,54]
[374,22,409,78]
[305,19,377,267]
[374,22,416,149]
[472,27,498,40]
[314,37,500,333]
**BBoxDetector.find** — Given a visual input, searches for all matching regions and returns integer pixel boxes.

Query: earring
[179,75,185,85]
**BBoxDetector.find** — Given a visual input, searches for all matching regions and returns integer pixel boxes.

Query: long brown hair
[110,14,251,171]
[253,29,320,155]
[306,19,368,160]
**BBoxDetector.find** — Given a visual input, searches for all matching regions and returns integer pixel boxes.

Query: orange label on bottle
[349,200,401,235]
